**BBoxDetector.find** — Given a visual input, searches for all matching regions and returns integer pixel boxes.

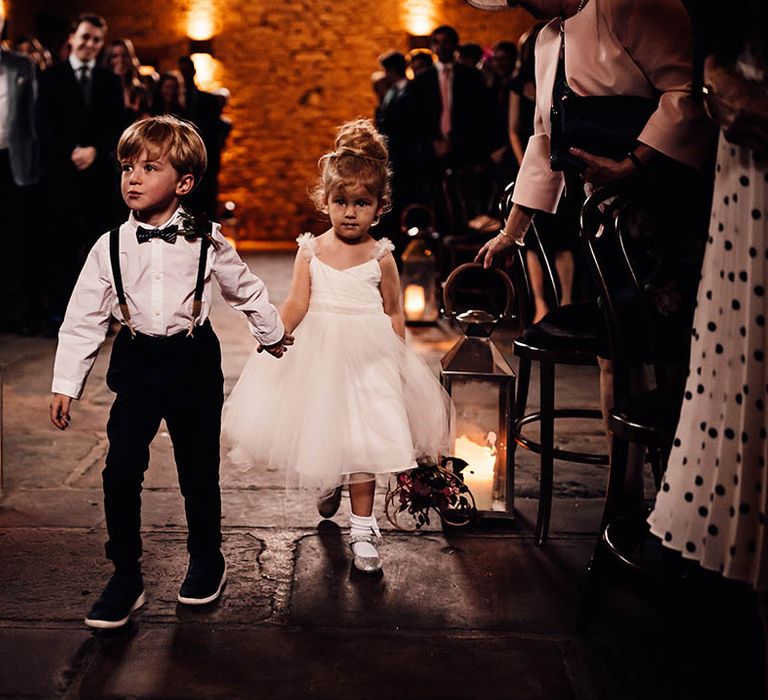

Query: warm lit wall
[8,1,532,241]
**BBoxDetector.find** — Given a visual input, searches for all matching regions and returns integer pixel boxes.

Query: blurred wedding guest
[370,70,391,106]
[404,25,497,219]
[0,17,40,335]
[649,0,768,692]
[376,50,416,259]
[457,43,484,69]
[407,49,433,77]
[38,13,124,323]
[13,35,52,72]
[178,55,226,219]
[103,38,149,125]
[151,71,187,118]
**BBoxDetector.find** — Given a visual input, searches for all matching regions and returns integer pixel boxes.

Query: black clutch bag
[549,20,657,173]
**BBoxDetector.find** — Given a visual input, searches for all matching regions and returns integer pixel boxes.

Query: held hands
[257,332,295,358]
[568,147,636,186]
[50,393,73,431]
[71,146,97,171]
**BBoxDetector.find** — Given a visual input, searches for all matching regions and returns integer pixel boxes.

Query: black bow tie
[136,224,178,244]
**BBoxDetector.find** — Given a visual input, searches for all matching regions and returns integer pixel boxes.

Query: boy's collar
[127,207,184,231]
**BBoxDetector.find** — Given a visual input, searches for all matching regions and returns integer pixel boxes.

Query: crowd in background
[0,12,232,336]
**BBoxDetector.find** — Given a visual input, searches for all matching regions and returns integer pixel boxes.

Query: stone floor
[0,252,764,699]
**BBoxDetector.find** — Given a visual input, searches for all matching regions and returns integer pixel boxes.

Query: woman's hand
[568,147,636,186]
[475,232,520,269]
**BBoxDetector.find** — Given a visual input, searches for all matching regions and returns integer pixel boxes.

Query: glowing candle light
[454,434,495,510]
[404,284,426,320]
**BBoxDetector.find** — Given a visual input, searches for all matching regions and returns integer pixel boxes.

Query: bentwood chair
[501,183,609,546]
[578,187,682,580]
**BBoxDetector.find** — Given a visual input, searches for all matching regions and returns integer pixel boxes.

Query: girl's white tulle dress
[222,234,454,493]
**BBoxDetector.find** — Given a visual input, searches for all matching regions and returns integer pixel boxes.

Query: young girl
[223,119,453,573]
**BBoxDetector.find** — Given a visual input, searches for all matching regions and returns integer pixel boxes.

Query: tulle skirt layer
[222,310,454,493]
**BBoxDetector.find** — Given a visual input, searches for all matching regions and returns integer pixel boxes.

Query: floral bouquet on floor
[384,457,476,530]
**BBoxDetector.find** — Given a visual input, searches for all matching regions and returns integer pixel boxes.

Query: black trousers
[103,321,224,570]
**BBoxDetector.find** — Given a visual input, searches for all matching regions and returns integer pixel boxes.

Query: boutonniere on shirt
[178,209,220,250]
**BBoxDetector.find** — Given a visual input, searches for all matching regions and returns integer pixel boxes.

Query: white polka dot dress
[648,133,768,590]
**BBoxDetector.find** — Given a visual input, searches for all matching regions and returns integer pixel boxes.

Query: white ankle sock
[349,513,381,557]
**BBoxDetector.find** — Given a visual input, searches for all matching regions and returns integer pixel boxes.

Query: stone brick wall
[8,0,532,241]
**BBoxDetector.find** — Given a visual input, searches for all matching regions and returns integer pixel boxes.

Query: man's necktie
[136,224,178,244]
[439,64,453,139]
[78,65,91,106]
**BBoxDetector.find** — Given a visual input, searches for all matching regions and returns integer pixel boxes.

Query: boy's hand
[50,393,73,430]
[257,332,295,358]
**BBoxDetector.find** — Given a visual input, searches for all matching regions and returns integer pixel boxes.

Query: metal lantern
[440,263,516,520]
[400,204,440,325]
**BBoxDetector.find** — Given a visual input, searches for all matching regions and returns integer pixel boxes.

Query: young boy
[50,115,292,629]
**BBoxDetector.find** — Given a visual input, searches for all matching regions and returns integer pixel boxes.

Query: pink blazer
[513,0,715,214]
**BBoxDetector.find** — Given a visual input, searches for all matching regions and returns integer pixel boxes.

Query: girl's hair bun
[310,118,392,215]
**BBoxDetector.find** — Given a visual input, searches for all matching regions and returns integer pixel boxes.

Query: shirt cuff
[51,379,82,400]
[251,316,285,347]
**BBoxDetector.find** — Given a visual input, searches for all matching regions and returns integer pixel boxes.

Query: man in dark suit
[38,13,124,319]
[403,25,498,228]
[0,16,40,334]
[375,51,416,261]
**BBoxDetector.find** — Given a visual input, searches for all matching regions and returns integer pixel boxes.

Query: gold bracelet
[499,230,525,247]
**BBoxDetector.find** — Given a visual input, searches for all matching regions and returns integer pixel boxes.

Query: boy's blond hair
[117,115,207,190]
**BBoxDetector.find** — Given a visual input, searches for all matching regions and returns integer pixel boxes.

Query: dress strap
[373,237,395,260]
[296,232,317,259]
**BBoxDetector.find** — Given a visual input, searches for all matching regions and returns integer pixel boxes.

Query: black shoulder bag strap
[187,224,212,337]
[109,227,137,338]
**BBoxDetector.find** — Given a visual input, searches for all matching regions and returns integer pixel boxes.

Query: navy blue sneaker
[178,553,227,605]
[85,571,145,629]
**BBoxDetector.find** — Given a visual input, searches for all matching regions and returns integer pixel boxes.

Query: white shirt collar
[127,207,184,231]
[69,54,96,73]
[395,78,408,90]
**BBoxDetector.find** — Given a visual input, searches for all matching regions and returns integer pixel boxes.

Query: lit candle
[454,434,495,510]
[403,284,426,320]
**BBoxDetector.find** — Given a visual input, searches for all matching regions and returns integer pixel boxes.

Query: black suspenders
[108,224,211,339]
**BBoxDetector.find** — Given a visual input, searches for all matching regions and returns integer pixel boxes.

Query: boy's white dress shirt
[52,208,285,399]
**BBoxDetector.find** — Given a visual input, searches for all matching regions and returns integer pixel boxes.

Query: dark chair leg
[583,433,630,612]
[514,357,531,423]
[535,361,555,546]
[510,357,531,467]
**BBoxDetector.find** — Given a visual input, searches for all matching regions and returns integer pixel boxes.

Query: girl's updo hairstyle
[311,118,392,215]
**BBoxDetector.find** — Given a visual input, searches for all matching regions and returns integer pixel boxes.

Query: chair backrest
[579,186,663,405]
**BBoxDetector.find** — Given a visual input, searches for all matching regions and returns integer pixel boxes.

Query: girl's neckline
[313,257,378,273]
